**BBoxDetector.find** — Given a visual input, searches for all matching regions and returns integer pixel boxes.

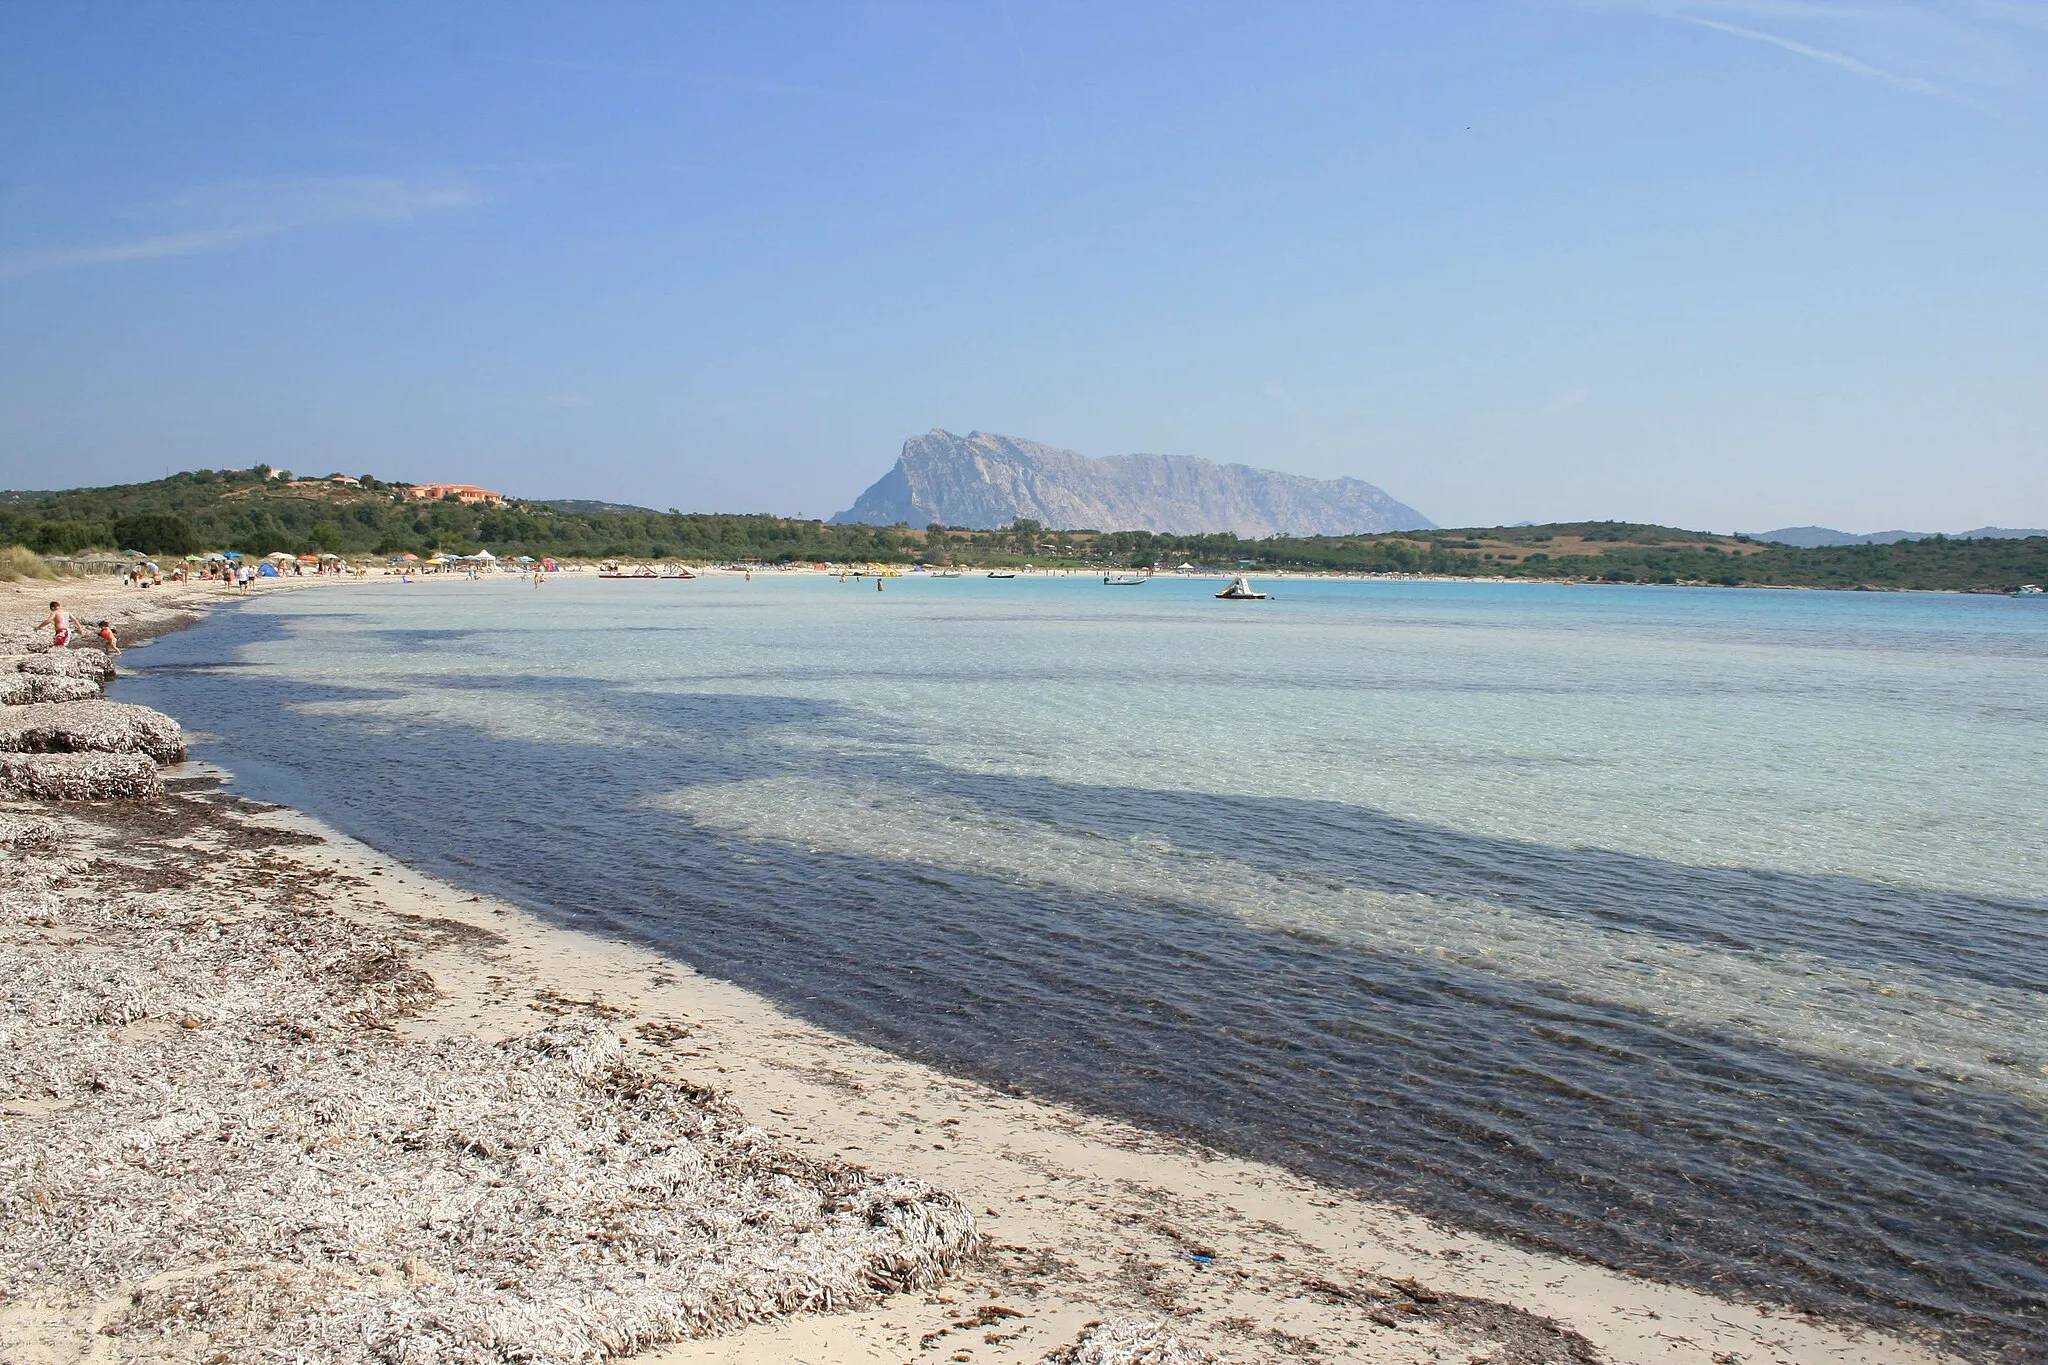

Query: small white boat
[1215,574,1267,600]
[2015,584,2044,596]
[932,570,963,578]
[986,570,1017,579]
[1103,573,1147,586]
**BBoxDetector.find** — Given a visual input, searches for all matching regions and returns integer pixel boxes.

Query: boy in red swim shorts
[37,600,74,649]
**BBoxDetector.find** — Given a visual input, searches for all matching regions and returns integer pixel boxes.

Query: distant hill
[6,468,2040,590]
[1751,525,2048,548]
[0,468,915,563]
[832,429,1433,536]
[531,498,660,516]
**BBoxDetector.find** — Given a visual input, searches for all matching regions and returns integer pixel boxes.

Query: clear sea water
[123,574,2048,1356]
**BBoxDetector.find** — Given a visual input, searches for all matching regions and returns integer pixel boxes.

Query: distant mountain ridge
[1751,525,2048,548]
[833,429,1432,536]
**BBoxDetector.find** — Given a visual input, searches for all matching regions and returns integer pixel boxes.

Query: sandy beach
[0,572,1958,1364]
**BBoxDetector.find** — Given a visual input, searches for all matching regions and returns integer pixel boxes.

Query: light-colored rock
[0,700,184,764]
[10,649,118,683]
[0,752,165,801]
[0,672,102,706]
[833,429,1433,536]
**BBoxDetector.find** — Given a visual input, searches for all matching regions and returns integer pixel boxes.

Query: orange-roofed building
[407,483,508,507]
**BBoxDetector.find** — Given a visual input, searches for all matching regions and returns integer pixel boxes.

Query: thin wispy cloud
[1,227,265,278]
[0,174,480,281]
[1678,13,1986,105]
[1577,0,2041,109]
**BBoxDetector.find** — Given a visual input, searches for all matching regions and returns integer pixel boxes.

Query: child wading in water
[36,601,75,649]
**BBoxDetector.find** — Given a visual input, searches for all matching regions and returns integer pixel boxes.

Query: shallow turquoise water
[127,574,2048,1354]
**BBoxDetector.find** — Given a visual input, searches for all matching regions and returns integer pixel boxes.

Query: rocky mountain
[1752,525,2048,547]
[832,430,1432,536]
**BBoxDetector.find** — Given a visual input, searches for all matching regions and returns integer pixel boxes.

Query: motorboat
[1103,573,1147,586]
[931,569,963,578]
[2015,584,2044,596]
[1215,574,1267,600]
[986,570,1017,579]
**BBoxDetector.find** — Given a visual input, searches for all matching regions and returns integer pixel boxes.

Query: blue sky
[2,2,2044,532]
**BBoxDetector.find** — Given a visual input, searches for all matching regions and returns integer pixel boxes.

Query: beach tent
[541,558,558,571]
[474,549,496,561]
[258,562,280,577]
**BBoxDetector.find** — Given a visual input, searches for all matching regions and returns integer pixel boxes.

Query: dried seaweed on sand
[0,671,102,706]
[0,801,980,1364]
[0,698,184,763]
[0,751,165,800]
[1041,1317,1214,1365]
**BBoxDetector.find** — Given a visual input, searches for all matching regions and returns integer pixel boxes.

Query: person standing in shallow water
[36,600,74,648]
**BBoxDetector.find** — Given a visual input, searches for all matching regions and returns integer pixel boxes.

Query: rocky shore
[0,575,1956,1364]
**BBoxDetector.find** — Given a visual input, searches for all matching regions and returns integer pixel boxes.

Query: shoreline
[2,575,1960,1364]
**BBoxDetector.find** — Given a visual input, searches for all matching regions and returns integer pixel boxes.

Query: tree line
[0,468,918,563]
[3,469,2043,591]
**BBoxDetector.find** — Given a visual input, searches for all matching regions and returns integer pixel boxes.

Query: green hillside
[3,468,2044,591]
[1093,522,2048,592]
[0,467,913,564]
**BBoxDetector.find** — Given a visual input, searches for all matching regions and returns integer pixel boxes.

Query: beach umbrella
[401,552,419,561]
[514,556,535,563]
